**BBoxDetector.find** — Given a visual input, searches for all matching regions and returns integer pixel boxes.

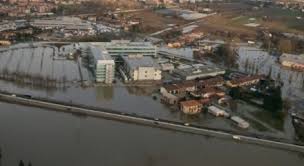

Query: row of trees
[229,85,283,112]
[214,43,238,68]
[259,31,304,54]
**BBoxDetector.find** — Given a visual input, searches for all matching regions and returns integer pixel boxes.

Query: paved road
[0,92,304,153]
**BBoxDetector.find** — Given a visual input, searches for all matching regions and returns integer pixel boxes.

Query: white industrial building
[122,55,161,81]
[89,40,157,57]
[103,40,157,57]
[89,46,115,84]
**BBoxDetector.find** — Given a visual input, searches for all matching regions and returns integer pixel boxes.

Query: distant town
[1,0,304,163]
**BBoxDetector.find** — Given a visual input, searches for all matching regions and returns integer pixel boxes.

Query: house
[180,100,202,115]
[201,87,226,98]
[199,76,225,88]
[190,86,225,99]
[226,75,263,88]
[160,81,196,95]
[199,98,211,106]
[161,91,182,105]
[208,106,229,117]
[160,81,196,105]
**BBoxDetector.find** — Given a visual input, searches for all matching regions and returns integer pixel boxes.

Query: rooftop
[163,81,196,91]
[199,98,211,105]
[200,76,224,87]
[208,106,226,113]
[280,53,304,65]
[107,40,155,48]
[180,100,201,107]
[89,45,113,61]
[229,75,263,85]
[174,65,225,77]
[201,87,224,94]
[122,56,159,70]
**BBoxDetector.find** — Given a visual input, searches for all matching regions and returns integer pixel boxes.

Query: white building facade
[122,56,161,81]
[89,46,115,84]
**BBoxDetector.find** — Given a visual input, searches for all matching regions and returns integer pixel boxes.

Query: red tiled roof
[199,98,210,104]
[163,81,196,91]
[180,100,201,107]
[200,76,224,87]
[229,75,263,85]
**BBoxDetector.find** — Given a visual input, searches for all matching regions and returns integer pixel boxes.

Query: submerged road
[0,91,303,153]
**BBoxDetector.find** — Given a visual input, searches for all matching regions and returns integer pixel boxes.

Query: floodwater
[0,78,286,136]
[0,102,304,166]
[0,44,301,141]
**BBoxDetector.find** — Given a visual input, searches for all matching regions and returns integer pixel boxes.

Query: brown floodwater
[0,102,304,166]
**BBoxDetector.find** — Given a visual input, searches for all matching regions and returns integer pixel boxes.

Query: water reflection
[96,85,114,101]
[125,85,157,96]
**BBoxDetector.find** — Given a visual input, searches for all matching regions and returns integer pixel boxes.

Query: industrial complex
[0,41,161,86]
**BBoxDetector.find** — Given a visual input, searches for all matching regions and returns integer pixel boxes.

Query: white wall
[130,67,161,81]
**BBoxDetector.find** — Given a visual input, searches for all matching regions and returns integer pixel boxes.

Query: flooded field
[0,43,92,87]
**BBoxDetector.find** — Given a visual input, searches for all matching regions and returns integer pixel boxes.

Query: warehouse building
[173,65,225,80]
[102,40,157,57]
[122,55,161,81]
